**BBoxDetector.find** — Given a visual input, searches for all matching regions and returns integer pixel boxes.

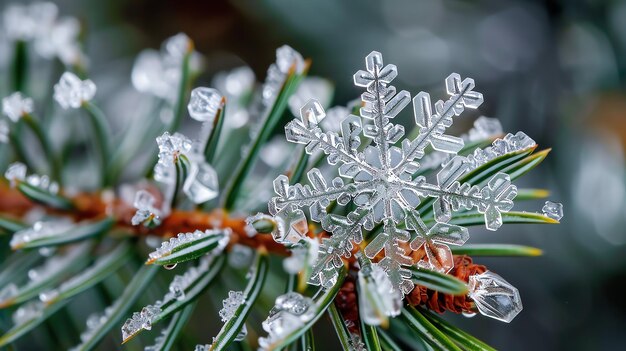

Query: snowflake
[269,51,518,295]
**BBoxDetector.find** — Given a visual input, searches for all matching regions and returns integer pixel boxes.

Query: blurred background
[1,0,625,350]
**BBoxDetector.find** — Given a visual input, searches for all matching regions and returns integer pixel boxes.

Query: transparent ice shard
[188,87,223,122]
[468,271,522,323]
[542,201,563,221]
[272,210,309,245]
[54,72,96,109]
[182,162,219,204]
[258,292,315,349]
[2,92,34,122]
[269,51,509,293]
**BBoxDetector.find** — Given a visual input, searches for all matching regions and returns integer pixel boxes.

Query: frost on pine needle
[269,51,529,295]
[188,87,224,123]
[122,257,217,341]
[357,257,402,325]
[4,162,59,194]
[258,292,316,350]
[218,290,247,341]
[53,72,96,109]
[468,270,522,323]
[2,92,34,122]
[146,229,228,261]
[10,219,74,249]
[261,45,305,108]
[70,298,123,350]
[0,284,18,302]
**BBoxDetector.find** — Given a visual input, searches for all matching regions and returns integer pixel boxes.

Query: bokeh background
[1,0,625,350]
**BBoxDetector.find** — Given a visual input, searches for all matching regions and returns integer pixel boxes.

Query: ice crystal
[122,257,217,341]
[358,259,402,325]
[467,116,503,141]
[4,162,27,186]
[219,290,245,322]
[288,77,333,118]
[10,220,74,249]
[468,271,522,323]
[258,292,316,350]
[261,45,305,108]
[132,33,199,101]
[348,333,367,351]
[147,229,228,261]
[53,72,96,109]
[542,200,564,221]
[131,190,162,227]
[183,161,219,204]
[3,2,57,41]
[188,87,223,122]
[12,300,44,325]
[270,51,523,295]
[2,92,34,122]
[194,345,210,351]
[271,209,310,246]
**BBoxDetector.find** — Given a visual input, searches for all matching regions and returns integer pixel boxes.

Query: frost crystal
[132,33,199,101]
[261,45,305,108]
[153,131,220,205]
[4,162,27,186]
[467,116,503,141]
[123,257,217,341]
[53,72,96,109]
[2,92,34,122]
[219,290,245,322]
[194,345,210,351]
[131,190,161,227]
[542,200,563,221]
[70,299,122,350]
[468,271,522,323]
[270,51,523,295]
[258,292,316,350]
[188,87,223,122]
[10,220,74,249]
[358,260,402,325]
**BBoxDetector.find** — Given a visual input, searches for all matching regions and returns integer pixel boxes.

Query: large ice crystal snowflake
[269,51,519,295]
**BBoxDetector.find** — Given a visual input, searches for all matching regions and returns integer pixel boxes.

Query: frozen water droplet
[468,271,522,323]
[188,87,223,122]
[4,162,26,186]
[245,213,276,236]
[163,263,177,270]
[53,72,96,109]
[183,162,219,203]
[259,292,315,348]
[542,201,563,221]
[272,210,308,245]
[2,92,34,122]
